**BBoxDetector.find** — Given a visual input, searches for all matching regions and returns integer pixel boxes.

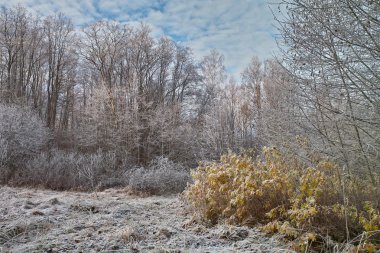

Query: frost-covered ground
[0,186,290,253]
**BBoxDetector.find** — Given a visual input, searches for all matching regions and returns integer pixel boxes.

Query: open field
[0,186,287,253]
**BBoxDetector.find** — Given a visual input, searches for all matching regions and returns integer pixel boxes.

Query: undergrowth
[185,147,380,252]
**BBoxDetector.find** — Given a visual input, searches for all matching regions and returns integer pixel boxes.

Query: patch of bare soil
[0,186,289,253]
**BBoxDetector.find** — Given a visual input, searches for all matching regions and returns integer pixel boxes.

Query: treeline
[0,6,289,189]
[0,0,379,192]
[0,6,292,163]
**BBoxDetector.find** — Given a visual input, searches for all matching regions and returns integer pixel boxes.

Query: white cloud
[1,0,280,81]
[136,0,279,80]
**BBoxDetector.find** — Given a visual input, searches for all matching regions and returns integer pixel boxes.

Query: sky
[1,0,280,81]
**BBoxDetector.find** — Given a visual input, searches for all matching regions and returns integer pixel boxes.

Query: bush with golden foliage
[185,147,380,252]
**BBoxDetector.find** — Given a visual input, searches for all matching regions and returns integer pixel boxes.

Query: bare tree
[242,56,264,148]
[44,13,76,129]
[196,49,226,119]
[275,0,380,178]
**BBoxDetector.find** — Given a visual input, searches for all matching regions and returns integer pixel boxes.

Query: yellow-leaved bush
[185,147,380,251]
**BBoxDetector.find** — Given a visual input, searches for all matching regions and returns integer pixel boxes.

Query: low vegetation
[0,105,190,193]
[126,156,191,195]
[0,187,288,252]
[186,147,380,252]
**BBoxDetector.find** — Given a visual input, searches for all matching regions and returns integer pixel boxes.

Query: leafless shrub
[21,150,83,189]
[127,156,190,195]
[0,104,50,158]
[0,104,50,183]
[15,149,128,190]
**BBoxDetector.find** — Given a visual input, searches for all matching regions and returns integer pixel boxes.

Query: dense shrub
[12,149,127,190]
[18,153,189,193]
[185,147,380,251]
[127,156,190,195]
[0,104,50,183]
[21,150,84,189]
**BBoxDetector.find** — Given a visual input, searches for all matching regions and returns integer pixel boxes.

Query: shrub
[0,104,50,183]
[185,147,380,251]
[21,150,81,189]
[14,149,127,190]
[127,156,190,195]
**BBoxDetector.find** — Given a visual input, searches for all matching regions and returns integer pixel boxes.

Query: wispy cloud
[2,0,279,80]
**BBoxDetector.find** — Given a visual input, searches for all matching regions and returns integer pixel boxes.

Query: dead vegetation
[0,186,289,253]
[186,149,380,252]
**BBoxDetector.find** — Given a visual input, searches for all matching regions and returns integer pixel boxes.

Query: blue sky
[1,0,280,80]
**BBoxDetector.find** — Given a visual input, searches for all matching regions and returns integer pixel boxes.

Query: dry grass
[118,225,144,242]
[0,220,52,246]
[0,186,289,252]
[186,148,380,252]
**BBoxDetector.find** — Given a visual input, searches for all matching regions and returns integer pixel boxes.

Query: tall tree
[276,0,380,178]
[44,13,76,128]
